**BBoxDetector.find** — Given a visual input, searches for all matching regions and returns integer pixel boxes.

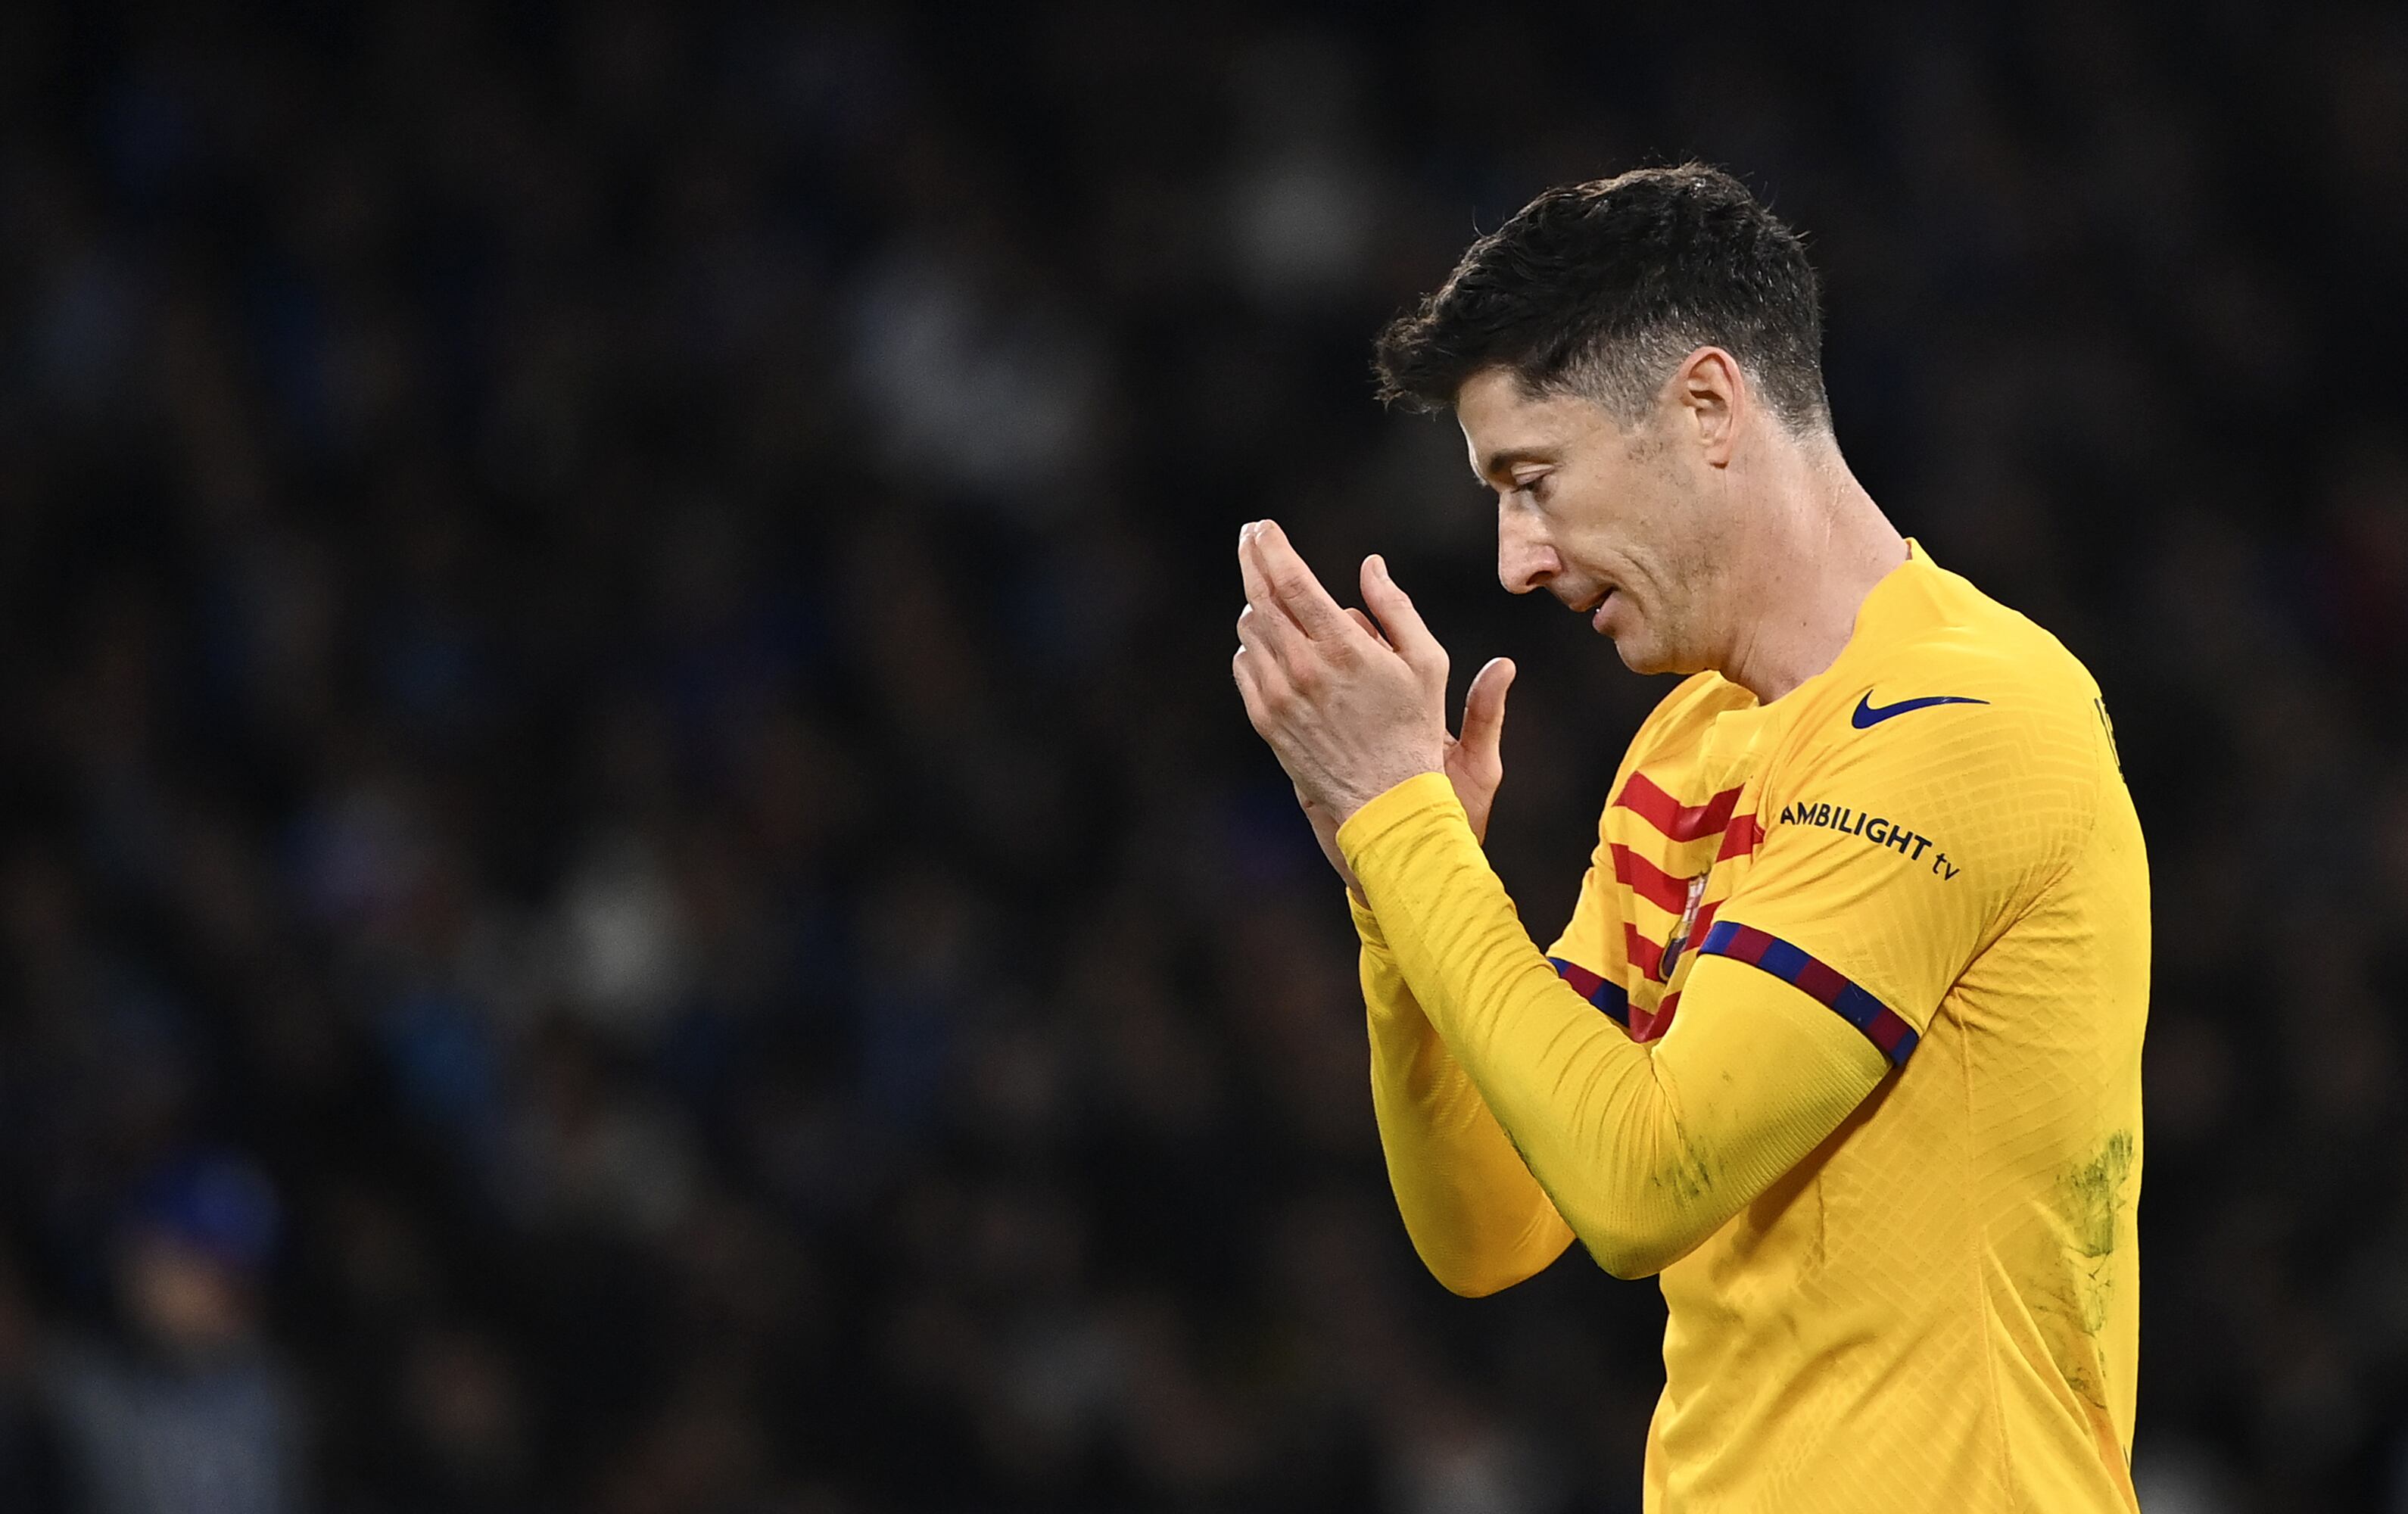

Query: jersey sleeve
[1341,773,1891,1281]
[1699,675,2107,1058]
[1353,891,1575,1295]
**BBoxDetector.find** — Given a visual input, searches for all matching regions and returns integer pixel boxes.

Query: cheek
[1556,458,1653,541]
[1597,472,1694,579]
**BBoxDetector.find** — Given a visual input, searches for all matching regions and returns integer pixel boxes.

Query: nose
[1497,505,1559,595]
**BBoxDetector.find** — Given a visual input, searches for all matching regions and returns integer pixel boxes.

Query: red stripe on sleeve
[1793,957,1849,1005]
[1720,923,1774,967]
[1553,958,1606,1000]
[1867,1014,1910,1056]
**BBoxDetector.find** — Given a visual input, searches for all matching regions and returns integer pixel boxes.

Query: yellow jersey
[1338,543,2148,1512]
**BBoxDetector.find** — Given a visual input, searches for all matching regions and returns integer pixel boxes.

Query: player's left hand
[1232,519,1451,828]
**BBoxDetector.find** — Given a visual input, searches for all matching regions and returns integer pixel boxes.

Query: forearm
[1341,774,1883,1279]
[1354,893,1575,1295]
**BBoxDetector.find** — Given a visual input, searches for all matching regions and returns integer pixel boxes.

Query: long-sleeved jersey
[1340,543,2148,1512]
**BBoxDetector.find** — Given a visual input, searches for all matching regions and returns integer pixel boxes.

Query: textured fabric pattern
[1347,544,2149,1513]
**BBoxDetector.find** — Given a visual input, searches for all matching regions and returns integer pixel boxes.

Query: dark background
[0,2,2402,1510]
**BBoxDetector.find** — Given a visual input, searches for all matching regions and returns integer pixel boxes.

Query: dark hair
[1372,164,1830,431]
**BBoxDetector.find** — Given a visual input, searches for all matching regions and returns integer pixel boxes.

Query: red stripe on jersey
[1609,843,1693,913]
[1615,771,1744,841]
[1625,924,1665,981]
[1717,813,1763,859]
[1628,990,1681,1042]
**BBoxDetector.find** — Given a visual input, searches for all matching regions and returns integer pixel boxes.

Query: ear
[1671,346,1745,467]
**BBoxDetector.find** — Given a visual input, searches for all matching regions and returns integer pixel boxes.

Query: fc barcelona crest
[1659,871,1710,979]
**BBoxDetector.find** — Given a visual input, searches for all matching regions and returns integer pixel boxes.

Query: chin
[1605,626,1695,678]
[1612,637,1675,675]
[1593,598,1699,678]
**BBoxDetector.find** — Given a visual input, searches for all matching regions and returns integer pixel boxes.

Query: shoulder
[1768,588,2112,872]
[1796,567,2106,768]
[1863,629,2098,748]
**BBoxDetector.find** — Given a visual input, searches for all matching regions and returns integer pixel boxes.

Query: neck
[1714,435,1906,703]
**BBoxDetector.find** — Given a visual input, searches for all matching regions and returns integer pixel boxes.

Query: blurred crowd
[0,2,2403,1510]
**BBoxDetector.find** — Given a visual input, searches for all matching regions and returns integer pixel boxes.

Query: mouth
[1579,587,1616,631]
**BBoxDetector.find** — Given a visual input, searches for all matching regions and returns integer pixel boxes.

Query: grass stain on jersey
[1654,1103,1717,1206]
[2061,1129,2136,1335]
[2066,1130,2135,1258]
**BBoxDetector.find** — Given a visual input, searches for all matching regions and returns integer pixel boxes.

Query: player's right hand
[1290,569,1516,898]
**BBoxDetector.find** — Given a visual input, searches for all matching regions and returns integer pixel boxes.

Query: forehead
[1453,369,1623,477]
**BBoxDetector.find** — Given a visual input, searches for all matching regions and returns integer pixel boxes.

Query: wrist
[1334,771,1466,876]
[1330,762,1446,830]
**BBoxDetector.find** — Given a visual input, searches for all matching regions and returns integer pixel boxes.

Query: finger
[1246,521,1356,642]
[1232,645,1281,731]
[1236,593,1299,689]
[1236,601,1300,674]
[1235,603,1304,693]
[1237,522,1283,623]
[1359,553,1447,687]
[1239,529,1329,666]
[1459,656,1517,763]
[1345,608,1391,647]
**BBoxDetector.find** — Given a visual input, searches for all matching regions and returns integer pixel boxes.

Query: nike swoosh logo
[1852,693,1990,728]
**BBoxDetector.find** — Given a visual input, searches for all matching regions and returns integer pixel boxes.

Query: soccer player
[1231,165,2147,1512]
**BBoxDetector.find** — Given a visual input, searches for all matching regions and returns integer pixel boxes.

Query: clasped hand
[1232,520,1516,894]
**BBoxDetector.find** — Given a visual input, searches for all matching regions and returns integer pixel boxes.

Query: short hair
[1372,164,1831,432]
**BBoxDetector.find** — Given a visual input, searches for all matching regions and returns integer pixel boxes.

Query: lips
[1588,587,1615,632]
